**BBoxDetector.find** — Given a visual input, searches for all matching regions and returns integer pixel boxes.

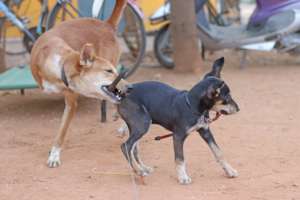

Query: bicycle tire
[120,3,146,78]
[46,2,79,30]
[46,1,146,79]
[154,23,174,69]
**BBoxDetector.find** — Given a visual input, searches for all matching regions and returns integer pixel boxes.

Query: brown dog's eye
[105,69,113,73]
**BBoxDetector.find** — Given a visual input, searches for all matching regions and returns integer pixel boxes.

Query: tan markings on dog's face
[211,100,239,115]
[69,62,115,99]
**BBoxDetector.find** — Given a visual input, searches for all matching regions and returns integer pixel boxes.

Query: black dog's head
[188,57,239,115]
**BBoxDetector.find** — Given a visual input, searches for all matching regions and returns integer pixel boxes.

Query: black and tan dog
[118,57,239,184]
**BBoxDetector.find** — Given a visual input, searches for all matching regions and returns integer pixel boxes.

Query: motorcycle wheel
[154,24,174,69]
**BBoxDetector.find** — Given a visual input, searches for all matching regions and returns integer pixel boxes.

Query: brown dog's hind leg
[47,91,79,168]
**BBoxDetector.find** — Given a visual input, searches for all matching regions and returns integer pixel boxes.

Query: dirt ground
[1,51,300,200]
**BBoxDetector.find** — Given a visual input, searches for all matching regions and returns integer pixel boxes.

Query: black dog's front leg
[198,128,238,178]
[173,132,191,184]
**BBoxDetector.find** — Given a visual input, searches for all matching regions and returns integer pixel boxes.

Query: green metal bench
[0,65,38,94]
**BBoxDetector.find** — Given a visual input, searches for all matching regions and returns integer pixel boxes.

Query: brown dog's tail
[107,0,127,29]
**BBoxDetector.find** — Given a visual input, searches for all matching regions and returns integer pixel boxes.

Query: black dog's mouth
[220,110,229,115]
[101,85,124,103]
[208,111,222,122]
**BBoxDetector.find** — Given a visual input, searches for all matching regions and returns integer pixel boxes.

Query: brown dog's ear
[80,43,96,67]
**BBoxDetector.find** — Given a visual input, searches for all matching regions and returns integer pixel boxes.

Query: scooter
[150,0,300,68]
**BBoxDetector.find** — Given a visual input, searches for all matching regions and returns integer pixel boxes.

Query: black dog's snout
[231,100,240,112]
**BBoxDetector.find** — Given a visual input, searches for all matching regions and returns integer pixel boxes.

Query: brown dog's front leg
[47,91,79,168]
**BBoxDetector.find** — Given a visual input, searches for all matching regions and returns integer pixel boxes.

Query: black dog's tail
[204,57,224,78]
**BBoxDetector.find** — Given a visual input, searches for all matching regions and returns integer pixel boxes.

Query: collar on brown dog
[61,66,69,87]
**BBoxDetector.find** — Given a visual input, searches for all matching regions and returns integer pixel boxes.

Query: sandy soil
[1,51,300,200]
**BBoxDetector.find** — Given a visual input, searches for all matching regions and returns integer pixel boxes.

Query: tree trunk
[170,0,201,72]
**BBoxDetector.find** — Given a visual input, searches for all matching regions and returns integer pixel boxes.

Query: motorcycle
[150,0,300,68]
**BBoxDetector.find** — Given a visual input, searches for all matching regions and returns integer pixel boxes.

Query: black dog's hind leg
[198,128,238,178]
[119,103,151,176]
[121,123,151,176]
[132,143,153,175]
[173,132,191,184]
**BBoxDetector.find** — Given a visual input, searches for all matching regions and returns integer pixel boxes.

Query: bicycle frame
[92,0,143,19]
[57,0,84,18]
[36,0,49,35]
[0,1,35,41]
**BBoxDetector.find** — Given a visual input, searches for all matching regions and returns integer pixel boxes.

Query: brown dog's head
[64,43,130,103]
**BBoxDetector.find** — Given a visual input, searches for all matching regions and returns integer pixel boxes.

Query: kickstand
[240,49,248,69]
[100,100,107,123]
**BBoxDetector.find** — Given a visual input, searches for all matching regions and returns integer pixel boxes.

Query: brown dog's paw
[47,146,61,168]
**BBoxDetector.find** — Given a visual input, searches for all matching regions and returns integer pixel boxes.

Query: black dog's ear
[204,57,224,78]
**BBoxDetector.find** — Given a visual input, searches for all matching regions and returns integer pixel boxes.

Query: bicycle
[0,0,49,56]
[46,0,146,79]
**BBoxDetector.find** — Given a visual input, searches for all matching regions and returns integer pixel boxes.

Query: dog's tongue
[107,70,127,92]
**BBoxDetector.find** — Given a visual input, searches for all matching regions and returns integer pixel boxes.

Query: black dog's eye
[222,94,231,104]
[105,69,113,73]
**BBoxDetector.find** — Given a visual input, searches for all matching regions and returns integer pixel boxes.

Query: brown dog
[30,0,129,167]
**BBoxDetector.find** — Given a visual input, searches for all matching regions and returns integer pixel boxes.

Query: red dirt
[1,51,300,200]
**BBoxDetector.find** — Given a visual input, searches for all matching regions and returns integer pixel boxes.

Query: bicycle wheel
[153,23,174,69]
[46,1,146,79]
[46,1,80,30]
[119,3,146,78]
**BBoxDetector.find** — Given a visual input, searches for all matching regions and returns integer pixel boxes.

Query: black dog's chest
[186,115,209,133]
